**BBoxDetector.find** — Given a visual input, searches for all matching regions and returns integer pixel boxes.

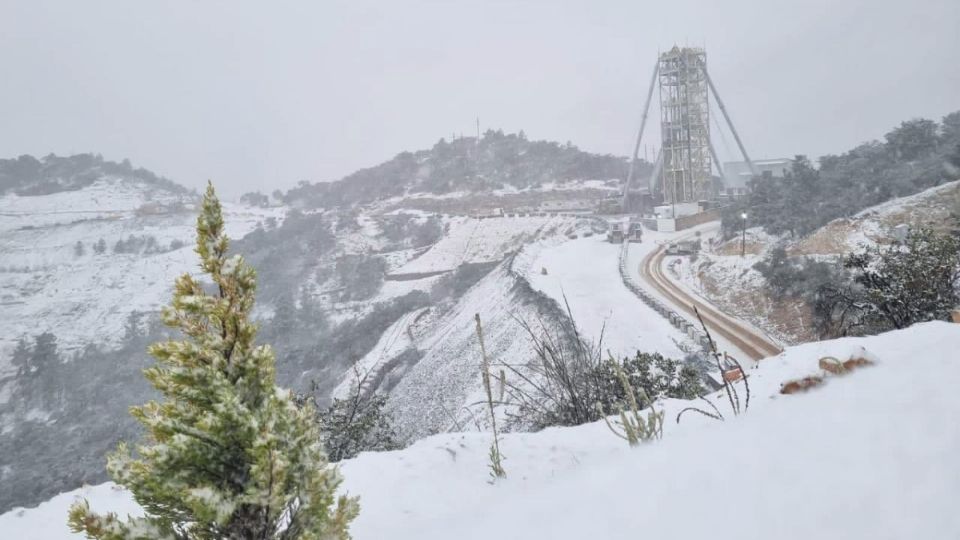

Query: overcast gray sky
[1,0,957,197]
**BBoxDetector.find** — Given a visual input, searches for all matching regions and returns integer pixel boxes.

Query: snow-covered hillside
[791,179,960,255]
[338,214,724,441]
[1,155,655,514]
[6,321,958,539]
[323,214,620,440]
[0,177,284,364]
[672,180,960,344]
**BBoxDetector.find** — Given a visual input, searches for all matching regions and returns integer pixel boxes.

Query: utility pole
[476,117,480,143]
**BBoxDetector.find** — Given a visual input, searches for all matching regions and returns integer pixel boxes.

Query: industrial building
[722,158,791,198]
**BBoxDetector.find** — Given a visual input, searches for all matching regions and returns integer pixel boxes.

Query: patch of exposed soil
[698,265,816,345]
[714,239,767,256]
[789,220,864,256]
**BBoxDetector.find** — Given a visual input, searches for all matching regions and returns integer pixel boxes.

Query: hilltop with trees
[281,130,643,209]
[721,112,960,238]
[0,153,189,197]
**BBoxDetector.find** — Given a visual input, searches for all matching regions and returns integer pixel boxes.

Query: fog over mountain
[2,2,960,538]
[1,0,957,196]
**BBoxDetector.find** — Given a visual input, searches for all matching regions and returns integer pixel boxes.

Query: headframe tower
[621,46,756,209]
[658,47,711,204]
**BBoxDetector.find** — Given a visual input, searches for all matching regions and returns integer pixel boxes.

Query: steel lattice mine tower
[622,46,755,212]
[658,47,711,204]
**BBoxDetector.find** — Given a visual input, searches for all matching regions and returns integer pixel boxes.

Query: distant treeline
[722,112,960,238]
[0,153,189,197]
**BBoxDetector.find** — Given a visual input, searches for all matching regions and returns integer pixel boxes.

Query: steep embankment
[331,214,593,442]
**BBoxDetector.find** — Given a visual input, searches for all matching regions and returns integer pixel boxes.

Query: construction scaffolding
[658,47,711,204]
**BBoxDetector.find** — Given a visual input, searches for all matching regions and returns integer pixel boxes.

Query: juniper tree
[68,183,358,539]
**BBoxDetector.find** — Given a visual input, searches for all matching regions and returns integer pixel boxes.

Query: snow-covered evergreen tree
[68,183,358,539]
[10,336,30,378]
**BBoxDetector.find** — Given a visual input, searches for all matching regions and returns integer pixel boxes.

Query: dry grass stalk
[475,313,506,480]
[601,356,664,446]
[676,306,750,424]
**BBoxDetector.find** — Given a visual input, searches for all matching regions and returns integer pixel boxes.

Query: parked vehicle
[665,239,700,255]
[627,221,643,243]
[607,222,624,243]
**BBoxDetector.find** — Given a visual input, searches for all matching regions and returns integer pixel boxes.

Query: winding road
[639,238,782,362]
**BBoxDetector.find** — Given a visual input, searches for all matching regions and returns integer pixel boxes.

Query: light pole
[740,212,748,258]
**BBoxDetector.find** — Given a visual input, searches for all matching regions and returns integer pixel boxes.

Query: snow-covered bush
[508,313,703,430]
[379,213,444,249]
[601,360,664,446]
[817,226,960,335]
[309,391,399,463]
[592,352,705,414]
[753,246,840,301]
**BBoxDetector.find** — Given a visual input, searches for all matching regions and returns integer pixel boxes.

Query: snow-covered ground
[383,262,547,441]
[5,321,958,539]
[522,235,689,358]
[0,178,285,364]
[0,177,186,234]
[515,219,772,363]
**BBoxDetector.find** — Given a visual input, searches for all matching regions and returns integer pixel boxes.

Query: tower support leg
[623,62,661,210]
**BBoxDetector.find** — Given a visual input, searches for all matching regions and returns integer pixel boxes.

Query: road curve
[639,243,782,362]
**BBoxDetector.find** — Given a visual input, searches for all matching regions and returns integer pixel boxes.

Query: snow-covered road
[625,221,781,362]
